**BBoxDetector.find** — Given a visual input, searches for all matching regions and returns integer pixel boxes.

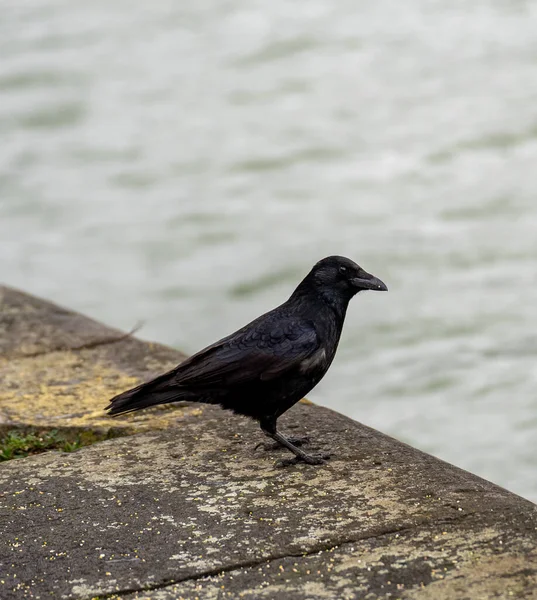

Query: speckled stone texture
[0,285,536,600]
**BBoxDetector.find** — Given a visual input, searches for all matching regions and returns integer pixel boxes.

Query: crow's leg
[255,434,310,452]
[260,419,329,466]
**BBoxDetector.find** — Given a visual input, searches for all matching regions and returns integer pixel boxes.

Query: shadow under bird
[106,256,387,466]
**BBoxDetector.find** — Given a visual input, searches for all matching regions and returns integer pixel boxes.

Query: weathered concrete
[0,285,536,600]
[0,285,197,434]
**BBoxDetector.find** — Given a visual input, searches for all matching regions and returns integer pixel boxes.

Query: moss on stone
[0,427,123,461]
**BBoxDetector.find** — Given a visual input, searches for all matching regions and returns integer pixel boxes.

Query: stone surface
[0,285,194,433]
[0,285,536,600]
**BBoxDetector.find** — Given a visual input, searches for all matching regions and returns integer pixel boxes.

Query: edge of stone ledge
[0,284,195,434]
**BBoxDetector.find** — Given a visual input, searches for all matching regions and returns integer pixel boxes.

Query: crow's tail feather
[106,371,195,416]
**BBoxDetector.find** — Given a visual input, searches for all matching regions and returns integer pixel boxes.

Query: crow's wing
[171,316,319,387]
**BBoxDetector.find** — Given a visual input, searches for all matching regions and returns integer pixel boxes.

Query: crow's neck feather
[289,280,349,323]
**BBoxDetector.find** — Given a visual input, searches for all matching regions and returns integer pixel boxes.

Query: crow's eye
[339,266,347,274]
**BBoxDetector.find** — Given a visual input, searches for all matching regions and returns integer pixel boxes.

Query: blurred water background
[1,1,537,501]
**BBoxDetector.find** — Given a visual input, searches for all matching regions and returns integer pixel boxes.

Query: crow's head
[309,256,388,299]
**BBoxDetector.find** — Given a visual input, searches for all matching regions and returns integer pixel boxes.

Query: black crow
[106,256,387,466]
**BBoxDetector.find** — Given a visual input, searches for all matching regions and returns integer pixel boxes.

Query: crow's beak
[352,272,388,292]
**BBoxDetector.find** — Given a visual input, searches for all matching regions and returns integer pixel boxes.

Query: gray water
[1,1,537,502]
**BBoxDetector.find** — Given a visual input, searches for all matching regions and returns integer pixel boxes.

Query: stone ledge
[0,285,536,599]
